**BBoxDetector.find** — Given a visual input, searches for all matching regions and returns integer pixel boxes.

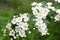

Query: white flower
[31,2,37,6]
[9,30,15,36]
[35,20,43,26]
[21,23,29,30]
[55,9,60,21]
[55,0,60,3]
[40,23,47,29]
[47,2,52,6]
[6,23,11,29]
[38,26,48,36]
[16,17,22,22]
[15,26,21,33]
[16,22,22,26]
[24,17,29,22]
[56,9,60,14]
[55,14,60,21]
[37,3,42,7]
[58,0,60,3]
[19,30,26,37]
[55,0,58,1]
[11,17,17,24]
[48,6,56,11]
[20,13,29,22]
[51,7,56,11]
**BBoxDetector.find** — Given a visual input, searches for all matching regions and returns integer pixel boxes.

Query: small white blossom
[9,30,15,36]
[16,17,22,22]
[24,17,29,22]
[11,18,17,24]
[55,0,58,1]
[48,6,56,11]
[15,26,21,33]
[55,14,60,21]
[19,30,26,37]
[31,2,37,6]
[47,2,52,6]
[56,9,60,14]
[6,23,11,29]
[21,23,29,30]
[55,0,60,3]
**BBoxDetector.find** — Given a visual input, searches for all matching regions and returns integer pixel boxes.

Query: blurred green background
[0,0,60,40]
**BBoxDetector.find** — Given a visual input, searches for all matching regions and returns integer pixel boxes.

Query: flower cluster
[6,13,29,39]
[4,1,60,40]
[55,0,60,3]
[31,2,56,36]
[55,9,60,21]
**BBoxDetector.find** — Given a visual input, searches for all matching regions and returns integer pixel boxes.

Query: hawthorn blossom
[19,30,26,37]
[4,1,60,39]
[6,23,12,30]
[47,2,52,6]
[55,9,60,21]
[55,14,60,21]
[47,2,56,11]
[9,30,15,36]
[55,9,60,14]
[6,13,29,39]
[31,2,37,6]
[11,18,17,24]
[31,2,50,36]
[15,26,21,33]
[55,0,60,3]
[20,22,29,30]
[15,17,22,22]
